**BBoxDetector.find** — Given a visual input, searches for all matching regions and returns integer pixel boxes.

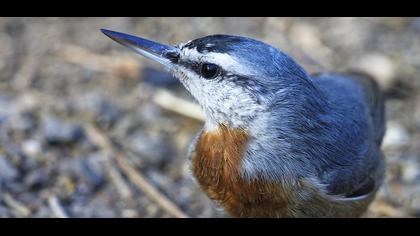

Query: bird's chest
[191,125,293,217]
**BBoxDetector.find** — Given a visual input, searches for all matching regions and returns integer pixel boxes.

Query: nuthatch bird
[101,29,386,218]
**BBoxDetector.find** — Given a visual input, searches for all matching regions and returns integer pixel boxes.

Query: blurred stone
[68,195,117,218]
[0,156,18,181]
[75,94,121,127]
[323,18,370,52]
[353,53,397,90]
[57,155,105,192]
[382,121,410,148]
[21,139,42,157]
[0,32,14,72]
[75,182,90,196]
[132,104,164,126]
[121,209,138,218]
[0,205,10,217]
[289,23,321,50]
[0,142,24,166]
[413,98,420,124]
[16,93,39,111]
[24,170,49,190]
[401,160,420,183]
[401,18,420,68]
[54,175,77,200]
[9,111,37,134]
[407,187,420,214]
[147,171,171,189]
[80,154,106,191]
[0,95,15,123]
[128,131,171,165]
[42,116,85,145]
[21,151,40,171]
[95,100,121,127]
[146,203,159,216]
[32,206,52,218]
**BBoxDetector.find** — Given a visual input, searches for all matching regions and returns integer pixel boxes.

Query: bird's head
[102,29,319,131]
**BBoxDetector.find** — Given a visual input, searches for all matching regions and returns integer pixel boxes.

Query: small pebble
[24,170,49,190]
[21,139,42,157]
[401,161,420,183]
[0,156,18,181]
[0,95,15,123]
[80,154,106,190]
[353,53,397,90]
[128,131,171,165]
[42,116,85,145]
[95,99,121,127]
[9,111,37,134]
[0,205,11,217]
[289,23,321,50]
[121,209,138,218]
[382,121,410,148]
[75,94,121,127]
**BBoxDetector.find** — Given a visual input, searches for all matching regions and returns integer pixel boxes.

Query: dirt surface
[0,17,419,218]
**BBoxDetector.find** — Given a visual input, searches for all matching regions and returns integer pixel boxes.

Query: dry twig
[48,195,69,218]
[152,89,205,122]
[85,124,189,218]
[58,45,141,77]
[12,55,39,90]
[2,193,31,217]
[102,157,133,200]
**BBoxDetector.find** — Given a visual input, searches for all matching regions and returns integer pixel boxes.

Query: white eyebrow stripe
[178,40,192,49]
[181,48,253,75]
[181,47,203,61]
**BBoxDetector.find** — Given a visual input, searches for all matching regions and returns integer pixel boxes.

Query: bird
[101,29,386,218]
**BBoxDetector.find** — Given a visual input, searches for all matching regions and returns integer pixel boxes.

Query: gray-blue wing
[312,71,386,198]
[344,71,386,146]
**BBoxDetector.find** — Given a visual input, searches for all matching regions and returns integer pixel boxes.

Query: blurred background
[0,17,419,218]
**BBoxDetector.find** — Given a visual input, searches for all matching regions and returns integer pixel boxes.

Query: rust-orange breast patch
[191,124,294,217]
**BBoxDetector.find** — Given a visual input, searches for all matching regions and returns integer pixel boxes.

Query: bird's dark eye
[200,63,220,79]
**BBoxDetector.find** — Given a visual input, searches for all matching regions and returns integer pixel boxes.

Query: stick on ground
[85,124,189,218]
[152,89,205,122]
[2,193,31,217]
[48,195,69,218]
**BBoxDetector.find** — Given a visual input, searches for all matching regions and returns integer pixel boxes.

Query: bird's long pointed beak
[101,29,180,69]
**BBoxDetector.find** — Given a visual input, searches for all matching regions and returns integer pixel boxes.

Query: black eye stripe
[178,60,201,73]
[178,60,222,79]
[178,59,256,85]
[164,51,180,63]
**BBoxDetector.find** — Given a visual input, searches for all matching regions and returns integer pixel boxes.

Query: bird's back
[310,71,386,201]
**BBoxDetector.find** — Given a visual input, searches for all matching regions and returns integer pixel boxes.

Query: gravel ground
[0,17,419,218]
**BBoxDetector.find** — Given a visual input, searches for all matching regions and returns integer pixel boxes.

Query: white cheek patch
[175,47,264,129]
[174,68,209,107]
